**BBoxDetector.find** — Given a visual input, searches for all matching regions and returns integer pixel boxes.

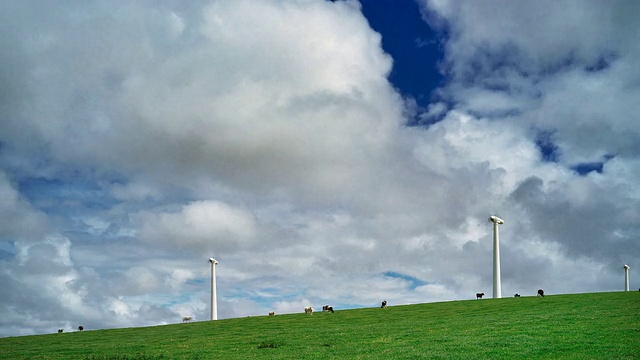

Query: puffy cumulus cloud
[135,200,257,254]
[508,173,640,263]
[0,235,104,336]
[532,65,640,164]
[422,0,637,78]
[1,0,403,206]
[413,110,561,191]
[420,0,640,164]
[109,266,162,296]
[0,175,94,336]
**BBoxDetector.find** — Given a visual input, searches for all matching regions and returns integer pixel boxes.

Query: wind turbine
[624,264,630,291]
[489,215,504,298]
[209,258,219,320]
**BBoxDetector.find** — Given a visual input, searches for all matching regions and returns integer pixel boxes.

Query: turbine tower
[489,215,504,298]
[624,264,630,291]
[209,258,219,320]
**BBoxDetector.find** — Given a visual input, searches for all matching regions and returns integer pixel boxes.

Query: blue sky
[360,0,444,111]
[1,0,639,338]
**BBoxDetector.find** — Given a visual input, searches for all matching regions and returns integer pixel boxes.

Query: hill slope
[1,292,639,359]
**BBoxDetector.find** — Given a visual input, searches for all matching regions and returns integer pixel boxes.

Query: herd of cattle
[291,301,386,316]
[476,289,544,299]
[265,301,387,317]
[301,304,334,315]
[57,326,83,333]
[295,290,548,317]
[182,289,559,324]
[284,292,551,317]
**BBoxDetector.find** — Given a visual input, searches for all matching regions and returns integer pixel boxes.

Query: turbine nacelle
[209,258,218,265]
[489,215,504,225]
[624,264,630,270]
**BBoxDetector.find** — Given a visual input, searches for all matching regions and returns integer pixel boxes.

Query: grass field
[1,292,638,359]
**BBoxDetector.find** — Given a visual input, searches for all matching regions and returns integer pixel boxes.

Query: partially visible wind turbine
[624,264,630,291]
[209,258,219,320]
[489,215,504,299]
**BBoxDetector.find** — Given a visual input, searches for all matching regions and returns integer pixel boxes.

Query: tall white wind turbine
[489,216,504,298]
[624,264,630,291]
[209,258,219,320]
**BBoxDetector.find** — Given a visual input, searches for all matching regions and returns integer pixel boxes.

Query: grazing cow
[182,316,193,323]
[322,305,334,313]
[537,289,545,297]
[381,300,387,308]
[78,326,84,331]
[476,293,485,299]
[268,311,275,316]
[304,306,313,315]
[57,329,63,333]
[514,294,521,297]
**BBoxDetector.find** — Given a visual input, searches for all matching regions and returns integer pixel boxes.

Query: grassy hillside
[2,292,638,359]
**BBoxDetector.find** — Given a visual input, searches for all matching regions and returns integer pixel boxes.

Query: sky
[1,0,639,337]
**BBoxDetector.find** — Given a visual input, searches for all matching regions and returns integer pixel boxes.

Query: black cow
[514,294,521,297]
[537,289,545,297]
[381,300,387,308]
[476,293,484,299]
[322,305,334,313]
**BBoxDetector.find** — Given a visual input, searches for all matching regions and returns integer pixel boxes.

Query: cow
[476,293,485,299]
[514,294,521,297]
[304,306,313,315]
[322,305,334,313]
[381,300,387,308]
[268,311,275,316]
[57,329,63,333]
[182,316,193,323]
[537,289,545,297]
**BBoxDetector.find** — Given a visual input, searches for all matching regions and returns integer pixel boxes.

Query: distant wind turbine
[209,258,219,320]
[624,264,630,291]
[489,215,504,299]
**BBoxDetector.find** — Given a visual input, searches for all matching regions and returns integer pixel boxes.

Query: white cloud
[420,0,640,164]
[135,200,257,254]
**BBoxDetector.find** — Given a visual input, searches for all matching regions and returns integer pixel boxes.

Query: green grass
[2,292,639,359]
